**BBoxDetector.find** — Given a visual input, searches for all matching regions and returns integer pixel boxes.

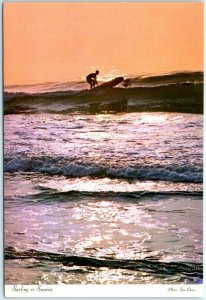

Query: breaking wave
[4,156,202,183]
[4,71,203,114]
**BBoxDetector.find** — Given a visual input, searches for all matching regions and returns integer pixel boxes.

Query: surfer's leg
[91,81,95,89]
[91,80,95,89]
[88,80,93,89]
[86,78,92,89]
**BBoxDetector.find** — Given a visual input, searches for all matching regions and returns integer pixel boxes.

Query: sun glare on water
[82,68,123,83]
[139,113,169,124]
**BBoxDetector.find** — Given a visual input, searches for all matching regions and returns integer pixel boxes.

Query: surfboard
[94,77,124,90]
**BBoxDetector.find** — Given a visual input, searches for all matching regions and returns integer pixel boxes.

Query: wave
[4,71,203,93]
[4,81,88,95]
[123,71,203,88]
[4,72,203,114]
[5,246,203,279]
[4,156,202,183]
[26,188,203,203]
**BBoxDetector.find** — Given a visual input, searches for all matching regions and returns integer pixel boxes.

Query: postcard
[3,1,203,298]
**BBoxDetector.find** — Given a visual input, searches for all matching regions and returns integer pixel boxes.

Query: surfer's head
[96,70,99,75]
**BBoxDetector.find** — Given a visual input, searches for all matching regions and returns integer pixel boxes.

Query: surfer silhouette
[86,70,99,89]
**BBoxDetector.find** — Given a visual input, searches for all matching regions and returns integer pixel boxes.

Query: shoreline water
[4,108,203,284]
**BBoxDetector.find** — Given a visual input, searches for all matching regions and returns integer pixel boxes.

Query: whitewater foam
[4,156,202,183]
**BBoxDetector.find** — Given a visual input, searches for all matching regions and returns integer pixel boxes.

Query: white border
[1,1,205,299]
[4,284,204,298]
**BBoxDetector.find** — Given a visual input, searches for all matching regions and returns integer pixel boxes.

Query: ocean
[4,71,203,284]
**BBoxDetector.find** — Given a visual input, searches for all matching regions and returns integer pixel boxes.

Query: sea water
[4,72,203,284]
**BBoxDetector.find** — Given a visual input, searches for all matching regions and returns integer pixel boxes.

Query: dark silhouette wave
[4,72,203,114]
[5,246,203,279]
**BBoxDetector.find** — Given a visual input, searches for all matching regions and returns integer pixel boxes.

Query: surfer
[86,70,99,89]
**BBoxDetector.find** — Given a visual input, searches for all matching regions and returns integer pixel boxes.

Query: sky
[4,2,203,86]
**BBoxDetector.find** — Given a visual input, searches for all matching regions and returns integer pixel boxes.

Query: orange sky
[4,2,203,86]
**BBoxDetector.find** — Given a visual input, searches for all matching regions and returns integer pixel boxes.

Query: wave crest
[4,156,202,183]
[4,71,203,114]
